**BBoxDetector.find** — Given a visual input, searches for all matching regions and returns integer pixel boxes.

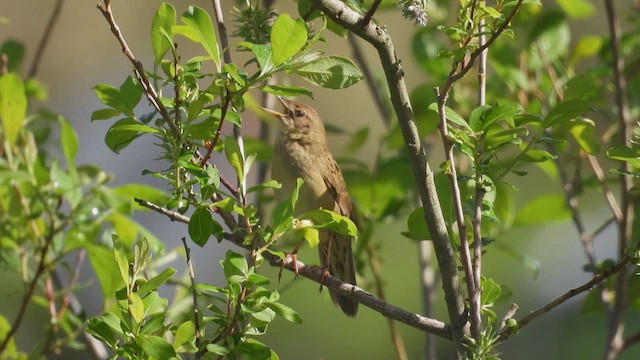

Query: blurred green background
[2,0,640,359]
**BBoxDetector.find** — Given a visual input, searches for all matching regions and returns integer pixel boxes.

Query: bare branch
[499,257,630,342]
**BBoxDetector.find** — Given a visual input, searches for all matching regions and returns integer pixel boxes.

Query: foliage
[2,0,640,359]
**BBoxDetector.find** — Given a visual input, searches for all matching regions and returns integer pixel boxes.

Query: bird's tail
[319,233,358,316]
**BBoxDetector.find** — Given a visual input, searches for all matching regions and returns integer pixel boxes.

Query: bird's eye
[294,109,306,118]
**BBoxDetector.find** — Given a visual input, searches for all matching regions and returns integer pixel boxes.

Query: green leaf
[87,244,125,300]
[521,149,556,162]
[138,334,176,359]
[482,103,524,130]
[0,40,26,73]
[207,344,230,355]
[247,180,282,194]
[293,56,363,89]
[564,73,600,101]
[112,235,130,286]
[104,118,142,154]
[173,321,195,348]
[86,316,118,348]
[568,118,599,155]
[58,116,78,168]
[224,136,244,182]
[428,103,471,131]
[402,207,431,240]
[271,14,307,66]
[93,77,142,117]
[188,206,214,247]
[261,84,313,99]
[236,339,272,360]
[223,250,248,283]
[272,178,303,234]
[266,301,303,324]
[556,0,595,19]
[151,3,176,65]
[607,146,640,168]
[481,277,502,305]
[129,292,145,323]
[301,209,358,238]
[543,99,591,128]
[182,6,219,65]
[0,73,27,146]
[137,268,176,295]
[91,108,121,121]
[570,36,602,68]
[514,194,570,226]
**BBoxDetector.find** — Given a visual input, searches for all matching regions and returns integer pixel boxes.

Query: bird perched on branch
[262,96,358,316]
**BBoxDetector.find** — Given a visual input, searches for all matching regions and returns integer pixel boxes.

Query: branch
[96,1,179,136]
[604,0,633,358]
[310,0,468,346]
[136,198,452,339]
[0,223,56,353]
[499,257,630,342]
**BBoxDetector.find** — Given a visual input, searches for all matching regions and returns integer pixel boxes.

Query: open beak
[260,96,289,120]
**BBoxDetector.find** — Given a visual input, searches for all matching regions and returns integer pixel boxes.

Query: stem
[28,0,65,78]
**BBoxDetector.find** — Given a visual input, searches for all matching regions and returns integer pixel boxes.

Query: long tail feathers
[319,233,358,316]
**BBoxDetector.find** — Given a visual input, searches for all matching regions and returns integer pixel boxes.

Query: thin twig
[181,238,203,351]
[586,155,622,222]
[365,242,408,360]
[435,87,476,337]
[603,1,634,358]
[211,0,250,230]
[28,0,65,78]
[498,304,519,333]
[418,241,439,360]
[359,0,382,27]
[499,257,630,342]
[96,1,179,136]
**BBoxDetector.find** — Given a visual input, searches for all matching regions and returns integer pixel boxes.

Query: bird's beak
[260,96,289,121]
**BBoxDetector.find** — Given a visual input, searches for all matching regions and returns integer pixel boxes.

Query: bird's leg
[278,238,305,282]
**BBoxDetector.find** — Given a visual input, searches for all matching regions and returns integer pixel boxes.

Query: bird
[262,96,358,316]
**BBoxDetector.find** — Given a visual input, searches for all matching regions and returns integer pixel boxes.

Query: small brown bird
[263,96,358,316]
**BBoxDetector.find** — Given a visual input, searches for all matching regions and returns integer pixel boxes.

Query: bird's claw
[317,267,331,293]
[278,252,300,282]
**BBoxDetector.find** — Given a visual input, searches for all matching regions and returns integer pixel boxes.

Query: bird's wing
[323,156,352,217]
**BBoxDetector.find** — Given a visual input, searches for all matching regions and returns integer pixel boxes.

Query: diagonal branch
[499,257,630,342]
[134,198,451,338]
